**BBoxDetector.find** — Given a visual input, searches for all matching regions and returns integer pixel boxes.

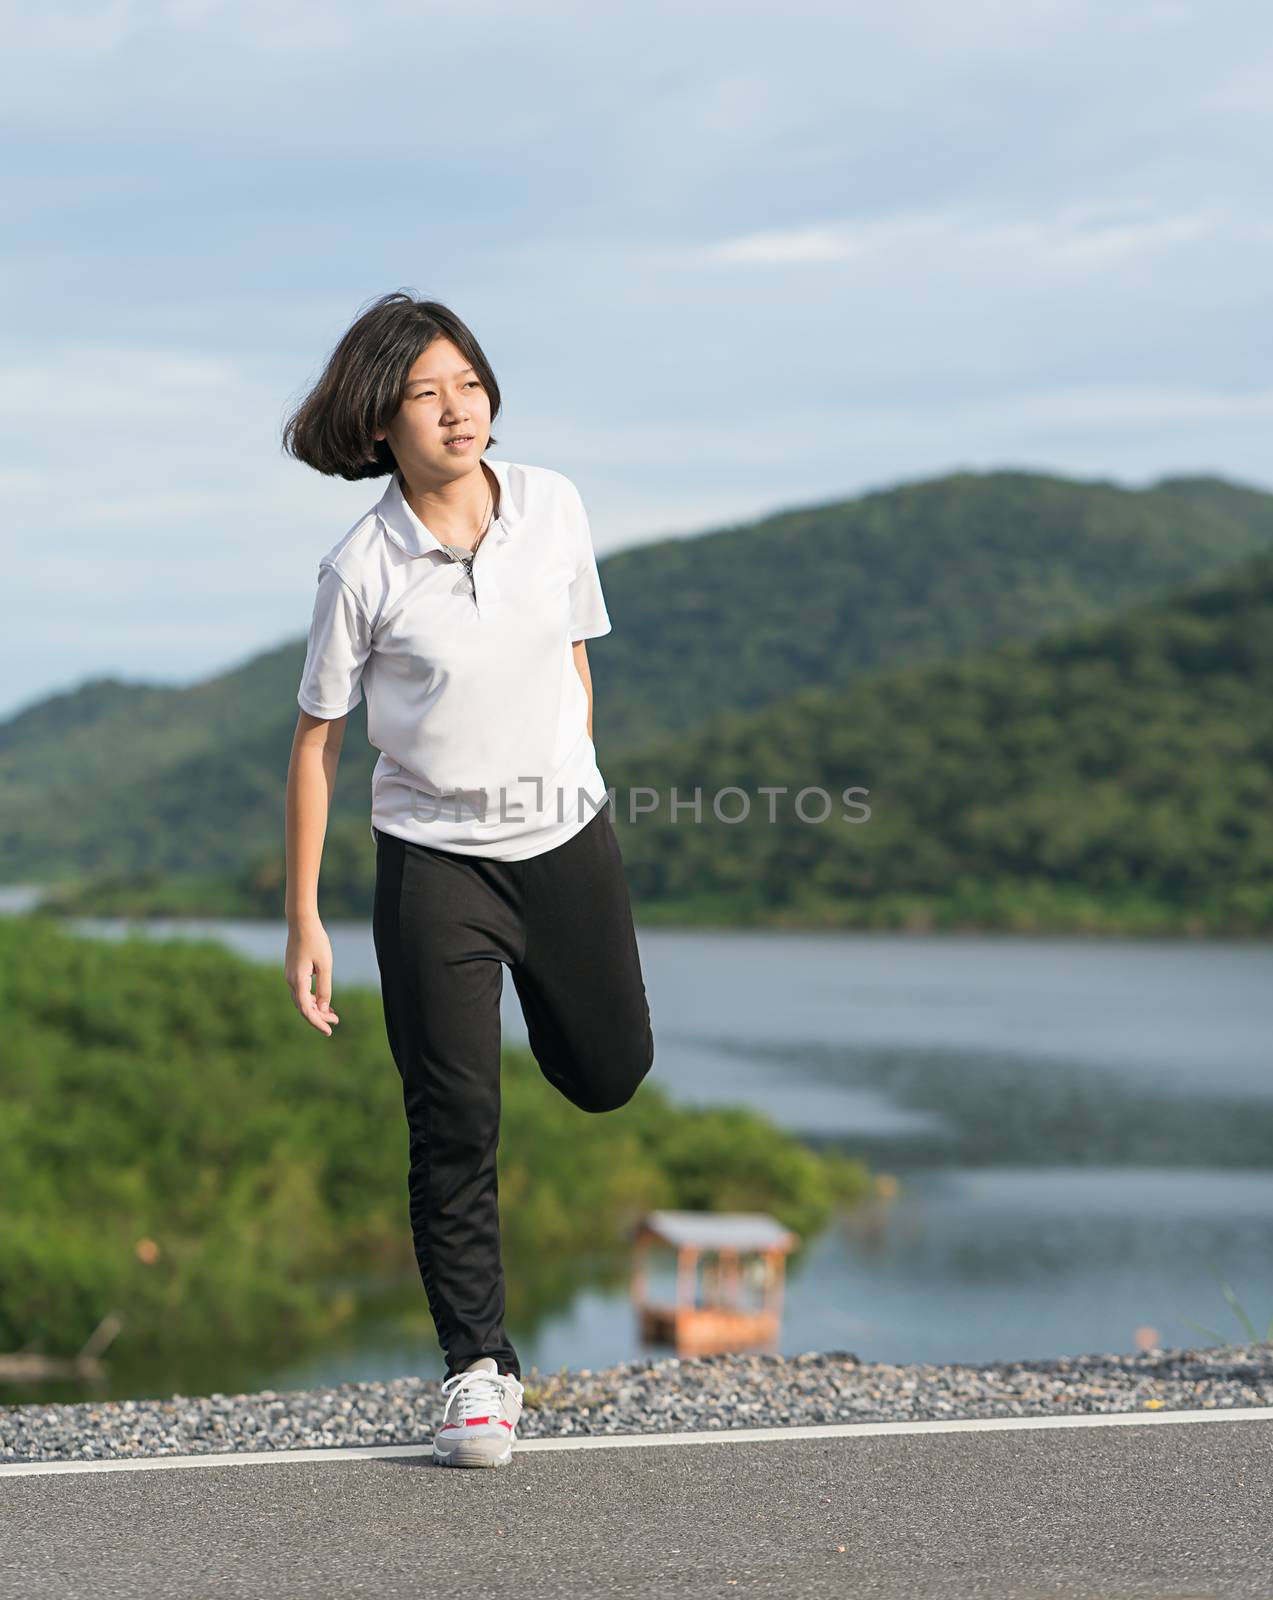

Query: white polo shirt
[296,458,614,860]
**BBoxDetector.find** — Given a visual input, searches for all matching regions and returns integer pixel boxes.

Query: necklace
[436,482,496,589]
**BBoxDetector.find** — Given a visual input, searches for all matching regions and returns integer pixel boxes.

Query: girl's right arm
[284,711,348,1035]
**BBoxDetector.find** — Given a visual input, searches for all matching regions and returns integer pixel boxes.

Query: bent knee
[576,1081,637,1114]
[575,1032,655,1114]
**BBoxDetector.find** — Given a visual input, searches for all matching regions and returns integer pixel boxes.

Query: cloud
[700,204,1220,271]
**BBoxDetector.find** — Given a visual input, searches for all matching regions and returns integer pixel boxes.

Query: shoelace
[438,1367,523,1429]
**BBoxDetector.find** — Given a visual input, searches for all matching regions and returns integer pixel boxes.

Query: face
[374,337,492,479]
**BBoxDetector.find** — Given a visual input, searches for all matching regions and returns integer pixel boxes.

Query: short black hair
[281,291,502,480]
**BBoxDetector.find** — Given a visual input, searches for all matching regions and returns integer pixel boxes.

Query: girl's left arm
[571,639,595,741]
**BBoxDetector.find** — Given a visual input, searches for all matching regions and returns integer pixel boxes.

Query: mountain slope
[3,467,1272,885]
[600,545,1273,931]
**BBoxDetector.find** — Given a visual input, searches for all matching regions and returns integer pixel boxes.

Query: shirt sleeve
[296,561,373,718]
[565,480,613,642]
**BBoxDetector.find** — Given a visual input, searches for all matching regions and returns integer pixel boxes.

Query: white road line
[3,1405,1273,1478]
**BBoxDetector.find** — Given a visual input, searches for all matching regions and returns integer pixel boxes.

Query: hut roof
[634,1209,797,1252]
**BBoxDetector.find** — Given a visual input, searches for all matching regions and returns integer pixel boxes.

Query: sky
[2,0,1270,720]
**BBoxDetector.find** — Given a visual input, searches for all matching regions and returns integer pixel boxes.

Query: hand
[285,918,342,1036]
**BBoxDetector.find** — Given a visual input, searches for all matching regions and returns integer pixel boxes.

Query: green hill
[588,467,1273,747]
[601,544,1273,933]
[30,536,1273,936]
[4,467,1272,896]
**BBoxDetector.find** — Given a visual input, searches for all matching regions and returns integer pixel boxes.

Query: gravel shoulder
[4,1342,1272,1465]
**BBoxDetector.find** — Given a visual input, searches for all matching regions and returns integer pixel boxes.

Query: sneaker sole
[432,1437,514,1469]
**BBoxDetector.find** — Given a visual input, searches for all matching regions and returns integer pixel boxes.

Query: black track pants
[371,805,655,1383]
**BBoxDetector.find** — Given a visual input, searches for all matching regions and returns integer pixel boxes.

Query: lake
[8,888,1273,1388]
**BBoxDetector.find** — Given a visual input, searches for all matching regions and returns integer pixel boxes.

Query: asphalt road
[4,1416,1271,1598]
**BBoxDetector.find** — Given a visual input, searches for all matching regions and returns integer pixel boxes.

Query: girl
[281,292,656,1469]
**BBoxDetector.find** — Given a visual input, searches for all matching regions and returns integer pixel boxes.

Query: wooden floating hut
[629,1209,798,1357]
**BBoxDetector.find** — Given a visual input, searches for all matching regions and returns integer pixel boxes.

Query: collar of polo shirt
[375,458,521,559]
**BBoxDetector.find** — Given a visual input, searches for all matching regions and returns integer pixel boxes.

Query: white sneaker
[432,1356,525,1468]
